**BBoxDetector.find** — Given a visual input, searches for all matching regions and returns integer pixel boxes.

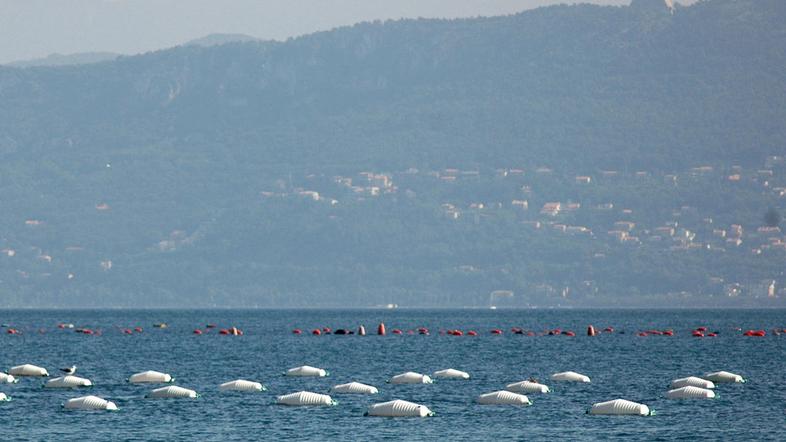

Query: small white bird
[60,365,77,375]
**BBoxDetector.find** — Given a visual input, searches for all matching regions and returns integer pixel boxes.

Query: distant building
[540,202,561,216]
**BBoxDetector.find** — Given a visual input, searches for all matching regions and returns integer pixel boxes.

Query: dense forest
[0,0,784,307]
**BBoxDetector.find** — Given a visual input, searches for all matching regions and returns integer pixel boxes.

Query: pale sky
[0,0,694,64]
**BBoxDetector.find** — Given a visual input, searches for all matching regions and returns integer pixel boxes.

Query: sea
[0,309,784,441]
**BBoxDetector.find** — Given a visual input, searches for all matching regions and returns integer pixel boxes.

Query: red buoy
[564,331,576,337]
[638,332,648,337]
[587,325,596,336]
[392,329,403,335]
[219,329,229,335]
[707,332,717,337]
[134,327,143,333]
[312,329,321,335]
[358,325,366,336]
[696,326,708,332]
[292,328,302,334]
[193,329,203,335]
[663,330,674,336]
[491,329,503,335]
[452,330,463,336]
[377,323,386,335]
[467,330,478,336]
[418,327,429,335]
[604,327,614,333]
[692,330,704,337]
[527,331,535,336]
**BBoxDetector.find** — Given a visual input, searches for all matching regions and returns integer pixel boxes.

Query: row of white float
[1,364,745,416]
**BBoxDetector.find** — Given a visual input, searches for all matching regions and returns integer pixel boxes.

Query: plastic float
[666,386,716,399]
[358,325,366,336]
[477,390,531,406]
[587,325,596,336]
[331,382,379,394]
[670,377,714,389]
[63,395,117,411]
[388,372,433,384]
[432,369,470,380]
[9,364,49,377]
[219,380,266,392]
[703,371,745,383]
[505,380,550,394]
[276,391,336,406]
[0,373,17,384]
[285,366,328,377]
[146,385,199,399]
[127,370,174,384]
[551,371,591,383]
[44,376,93,389]
[365,399,434,417]
[588,399,651,416]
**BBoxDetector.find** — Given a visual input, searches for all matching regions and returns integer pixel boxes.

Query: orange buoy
[587,325,596,336]
[358,325,366,336]
[193,329,203,335]
[377,323,386,335]
[467,330,478,336]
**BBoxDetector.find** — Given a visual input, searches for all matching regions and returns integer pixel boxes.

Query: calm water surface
[0,309,784,441]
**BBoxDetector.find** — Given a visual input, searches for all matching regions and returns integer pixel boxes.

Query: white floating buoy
[432,369,470,380]
[276,391,336,406]
[505,380,550,394]
[477,390,531,406]
[128,370,173,384]
[388,372,433,384]
[703,371,745,383]
[365,399,434,417]
[45,375,93,389]
[285,365,328,377]
[551,371,591,383]
[9,364,49,377]
[146,385,198,399]
[0,373,18,384]
[589,399,652,416]
[666,386,716,399]
[0,393,9,402]
[219,379,265,392]
[670,376,714,389]
[63,395,117,411]
[331,382,379,394]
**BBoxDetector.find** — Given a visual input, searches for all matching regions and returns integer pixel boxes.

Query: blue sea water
[0,309,784,441]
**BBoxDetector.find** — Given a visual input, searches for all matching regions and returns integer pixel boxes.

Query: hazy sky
[0,0,694,64]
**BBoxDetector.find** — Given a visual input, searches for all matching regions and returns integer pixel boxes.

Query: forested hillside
[0,0,784,307]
